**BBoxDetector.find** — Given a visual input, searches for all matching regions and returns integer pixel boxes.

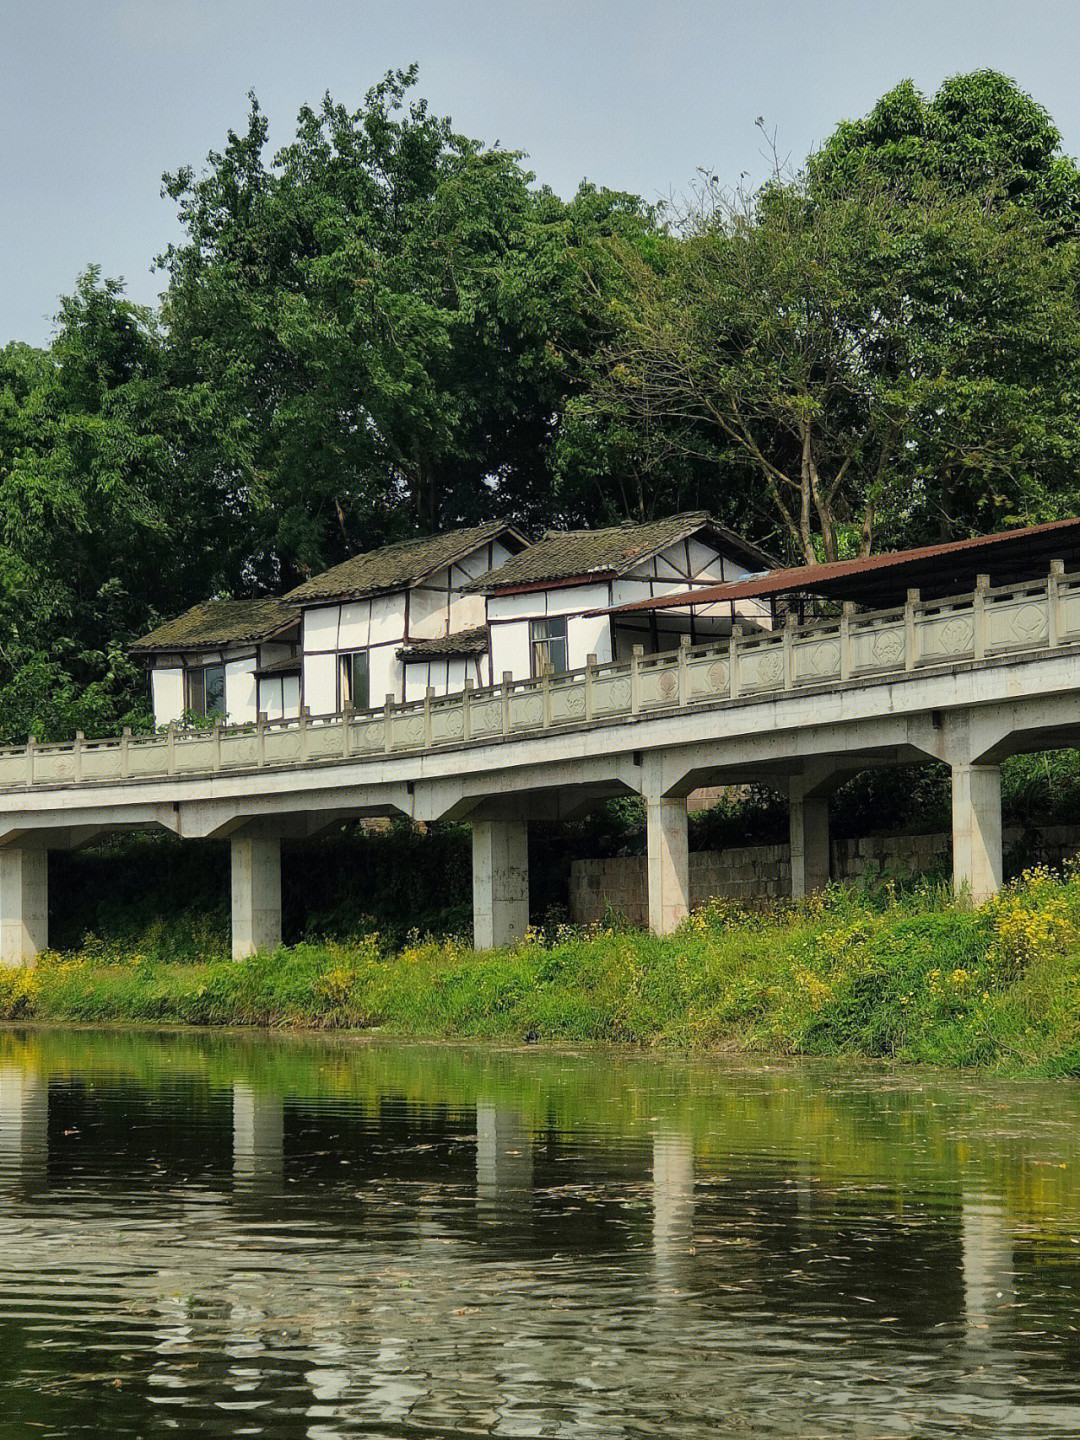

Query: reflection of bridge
[3,569,1080,959]
[0,1064,1029,1430]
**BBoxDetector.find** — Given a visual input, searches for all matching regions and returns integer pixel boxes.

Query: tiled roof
[284,520,528,606]
[130,599,300,653]
[468,512,776,592]
[254,654,302,678]
[397,627,489,659]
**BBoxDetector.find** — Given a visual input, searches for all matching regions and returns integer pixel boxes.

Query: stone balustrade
[2,566,1076,793]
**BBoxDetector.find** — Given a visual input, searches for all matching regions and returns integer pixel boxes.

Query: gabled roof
[468,511,776,594]
[284,519,529,607]
[604,515,1080,615]
[130,599,300,654]
[397,627,489,659]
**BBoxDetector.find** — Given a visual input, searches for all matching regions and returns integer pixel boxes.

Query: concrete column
[0,1067,48,1189]
[789,786,830,898]
[646,797,689,935]
[233,1082,284,1191]
[0,844,48,968]
[230,835,282,959]
[952,763,1002,903]
[472,819,529,950]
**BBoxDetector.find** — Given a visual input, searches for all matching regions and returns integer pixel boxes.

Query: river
[1,1028,1079,1436]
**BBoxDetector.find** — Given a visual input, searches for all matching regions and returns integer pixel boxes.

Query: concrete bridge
[2,565,1080,963]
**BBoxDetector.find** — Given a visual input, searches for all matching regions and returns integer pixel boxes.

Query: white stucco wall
[150,669,185,727]
[225,659,258,725]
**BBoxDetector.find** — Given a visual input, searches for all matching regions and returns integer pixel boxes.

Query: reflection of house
[470,512,776,681]
[130,599,301,726]
[283,520,528,711]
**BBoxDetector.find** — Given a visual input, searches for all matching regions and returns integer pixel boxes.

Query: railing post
[585,653,597,722]
[973,573,989,660]
[542,663,552,729]
[678,634,691,705]
[502,671,513,734]
[341,704,352,758]
[1049,559,1064,647]
[424,686,434,748]
[73,731,84,783]
[121,726,132,779]
[782,612,796,689]
[904,589,919,671]
[256,712,267,766]
[463,679,473,742]
[211,719,222,772]
[631,645,643,715]
[382,695,393,754]
[25,734,35,788]
[730,625,742,699]
[167,721,177,775]
[300,706,311,762]
[840,603,853,682]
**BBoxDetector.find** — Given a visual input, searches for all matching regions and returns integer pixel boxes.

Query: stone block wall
[568,825,1080,926]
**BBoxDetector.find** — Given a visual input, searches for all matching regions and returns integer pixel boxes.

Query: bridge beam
[230,833,282,959]
[0,843,48,968]
[472,817,529,950]
[952,762,1002,903]
[646,795,689,935]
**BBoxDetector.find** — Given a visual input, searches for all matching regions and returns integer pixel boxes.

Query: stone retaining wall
[568,826,1080,927]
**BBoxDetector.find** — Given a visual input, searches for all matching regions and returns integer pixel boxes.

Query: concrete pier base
[789,782,830,898]
[0,845,48,968]
[952,763,1002,903]
[472,819,529,950]
[646,797,689,935]
[230,835,282,960]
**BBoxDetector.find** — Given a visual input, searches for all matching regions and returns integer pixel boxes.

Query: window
[186,663,226,718]
[340,651,370,711]
[530,615,568,676]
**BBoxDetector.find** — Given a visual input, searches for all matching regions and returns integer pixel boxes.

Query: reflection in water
[233,1081,284,1193]
[1,1029,1080,1437]
[0,1064,48,1190]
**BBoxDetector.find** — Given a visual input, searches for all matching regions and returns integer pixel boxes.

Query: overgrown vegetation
[9,865,1080,1076]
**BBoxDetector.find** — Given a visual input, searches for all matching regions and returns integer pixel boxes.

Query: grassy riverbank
[7,865,1080,1074]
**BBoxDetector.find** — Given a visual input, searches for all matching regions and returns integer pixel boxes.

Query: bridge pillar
[472,818,529,949]
[789,782,830,898]
[951,763,1002,903]
[646,797,689,935]
[230,834,282,959]
[0,844,48,968]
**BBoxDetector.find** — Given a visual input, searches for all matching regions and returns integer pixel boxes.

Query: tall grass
[7,866,1080,1074]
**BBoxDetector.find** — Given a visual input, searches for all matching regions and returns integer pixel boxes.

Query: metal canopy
[604,516,1080,616]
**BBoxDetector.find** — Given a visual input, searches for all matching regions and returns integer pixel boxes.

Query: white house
[283,519,529,712]
[130,599,302,727]
[470,511,777,681]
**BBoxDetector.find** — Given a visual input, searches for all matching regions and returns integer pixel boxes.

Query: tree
[588,171,1080,564]
[0,271,227,741]
[159,68,657,586]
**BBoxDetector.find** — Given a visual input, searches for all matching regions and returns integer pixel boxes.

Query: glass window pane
[186,669,205,716]
[352,652,369,711]
[204,665,226,716]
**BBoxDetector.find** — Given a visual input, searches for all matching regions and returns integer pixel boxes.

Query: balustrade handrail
[5,564,1078,790]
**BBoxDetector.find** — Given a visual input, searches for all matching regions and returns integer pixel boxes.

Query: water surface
[2,1028,1080,1437]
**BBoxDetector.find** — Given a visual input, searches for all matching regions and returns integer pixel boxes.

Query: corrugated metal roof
[397,627,489,659]
[468,512,776,593]
[604,516,1080,615]
[130,599,300,653]
[284,520,528,606]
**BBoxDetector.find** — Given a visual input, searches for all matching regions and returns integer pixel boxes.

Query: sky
[4,0,1080,347]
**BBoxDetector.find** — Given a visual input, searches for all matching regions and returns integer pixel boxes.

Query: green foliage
[9,866,1080,1074]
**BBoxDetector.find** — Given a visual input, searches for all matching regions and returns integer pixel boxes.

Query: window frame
[339,650,370,712]
[530,615,569,677]
[185,662,226,718]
